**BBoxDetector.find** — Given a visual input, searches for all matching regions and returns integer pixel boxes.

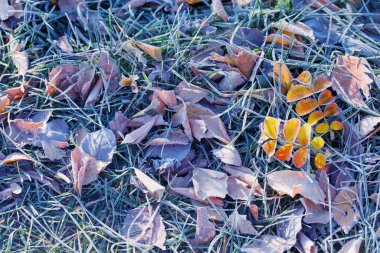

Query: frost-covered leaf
[192,168,228,200]
[191,207,216,246]
[133,168,165,201]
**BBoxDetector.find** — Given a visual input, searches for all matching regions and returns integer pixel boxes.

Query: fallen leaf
[297,123,312,147]
[301,198,329,224]
[121,205,166,250]
[122,115,160,144]
[222,165,262,195]
[308,111,324,125]
[269,62,293,94]
[276,206,304,250]
[267,170,325,204]
[338,237,362,253]
[357,116,380,136]
[228,210,258,235]
[133,168,165,201]
[296,232,317,253]
[295,99,318,116]
[333,187,360,234]
[97,51,120,93]
[292,147,308,168]
[331,55,373,108]
[273,20,315,40]
[191,207,216,246]
[135,41,162,61]
[242,235,287,253]
[192,168,228,200]
[57,36,73,53]
[0,183,22,201]
[232,28,265,50]
[71,128,116,195]
[311,137,325,150]
[284,118,301,143]
[175,81,212,103]
[0,153,33,165]
[120,74,139,93]
[12,50,28,76]
[315,122,329,134]
[227,177,252,200]
[318,90,335,105]
[212,0,229,22]
[287,85,313,102]
[213,144,242,166]
[275,143,293,161]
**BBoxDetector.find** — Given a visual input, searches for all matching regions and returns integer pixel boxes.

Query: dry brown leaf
[97,51,120,93]
[71,129,116,196]
[300,198,329,224]
[338,237,362,253]
[192,168,228,200]
[0,153,33,165]
[227,177,252,200]
[0,183,22,201]
[276,206,304,250]
[228,210,258,235]
[357,116,380,136]
[133,168,165,201]
[123,41,148,64]
[273,20,315,40]
[170,187,224,206]
[296,232,317,253]
[331,55,373,108]
[120,74,139,93]
[122,115,160,144]
[222,165,262,195]
[175,81,212,103]
[213,144,242,166]
[135,41,162,61]
[333,187,360,234]
[57,36,73,53]
[121,205,166,250]
[191,207,216,246]
[267,170,325,204]
[212,0,229,22]
[242,235,286,253]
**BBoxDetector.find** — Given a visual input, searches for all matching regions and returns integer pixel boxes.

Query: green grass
[0,0,379,252]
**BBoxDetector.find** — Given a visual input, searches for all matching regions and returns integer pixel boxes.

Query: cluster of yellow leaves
[261,64,345,169]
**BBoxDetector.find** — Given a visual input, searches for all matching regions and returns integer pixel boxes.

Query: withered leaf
[191,207,216,246]
[332,187,360,234]
[267,170,325,204]
[331,55,373,108]
[122,115,160,144]
[227,177,252,200]
[276,206,304,250]
[121,205,166,250]
[222,165,262,195]
[133,168,165,201]
[301,198,329,224]
[228,210,258,235]
[213,144,242,166]
[242,235,286,253]
[71,128,116,196]
[192,168,228,200]
[0,152,33,165]
[97,51,120,93]
[338,237,362,253]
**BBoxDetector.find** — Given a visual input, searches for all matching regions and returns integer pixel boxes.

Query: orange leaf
[314,153,326,169]
[275,144,293,161]
[269,62,293,94]
[330,121,343,131]
[324,103,339,117]
[297,123,312,146]
[311,137,325,150]
[315,123,329,134]
[297,71,312,86]
[266,34,291,47]
[263,140,276,158]
[293,147,308,168]
[284,118,301,143]
[318,90,335,105]
[307,111,324,125]
[263,117,281,139]
[312,76,331,93]
[295,99,318,116]
[287,85,313,102]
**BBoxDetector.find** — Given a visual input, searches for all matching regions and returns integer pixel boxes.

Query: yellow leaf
[269,62,293,94]
[293,147,308,168]
[330,121,343,131]
[295,99,318,116]
[263,117,281,139]
[283,118,301,143]
[307,111,324,125]
[275,144,293,161]
[297,123,312,146]
[314,153,326,169]
[287,85,313,102]
[263,140,276,158]
[311,137,325,150]
[315,123,329,134]
[297,71,311,86]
